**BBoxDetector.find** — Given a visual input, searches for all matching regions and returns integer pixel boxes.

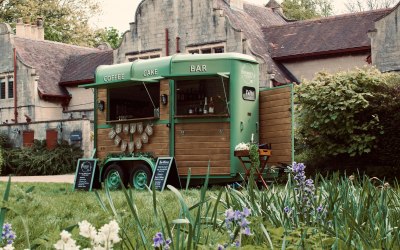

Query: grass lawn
[0,182,208,249]
[1,171,400,249]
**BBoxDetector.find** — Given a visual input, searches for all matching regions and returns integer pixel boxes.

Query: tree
[345,0,397,12]
[281,0,333,20]
[92,27,122,49]
[0,0,119,47]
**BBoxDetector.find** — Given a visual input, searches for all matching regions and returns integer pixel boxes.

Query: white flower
[54,230,80,250]
[235,142,249,151]
[2,244,14,250]
[79,220,97,240]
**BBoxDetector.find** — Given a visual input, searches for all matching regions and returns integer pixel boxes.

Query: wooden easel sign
[150,157,180,191]
[73,159,98,191]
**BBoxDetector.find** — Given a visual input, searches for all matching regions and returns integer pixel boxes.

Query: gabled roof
[14,37,112,100]
[263,9,391,61]
[216,0,293,83]
[60,50,113,86]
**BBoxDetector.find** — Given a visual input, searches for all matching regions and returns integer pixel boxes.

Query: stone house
[263,8,390,81]
[0,19,112,155]
[369,2,400,73]
[114,0,391,86]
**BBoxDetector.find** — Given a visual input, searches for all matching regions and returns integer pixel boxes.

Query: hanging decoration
[123,124,130,135]
[108,122,155,152]
[137,122,144,134]
[120,140,127,151]
[141,133,149,144]
[145,124,153,136]
[130,123,136,134]
[128,141,135,153]
[116,124,122,134]
[135,138,142,149]
[114,135,121,146]
[108,129,116,139]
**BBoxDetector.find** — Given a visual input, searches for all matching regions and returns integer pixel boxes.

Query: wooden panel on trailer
[175,122,230,175]
[259,86,292,166]
[97,123,169,159]
[159,79,170,121]
[97,89,107,124]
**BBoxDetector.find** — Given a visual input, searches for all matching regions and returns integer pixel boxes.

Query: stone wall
[115,0,231,63]
[370,5,400,72]
[0,118,93,157]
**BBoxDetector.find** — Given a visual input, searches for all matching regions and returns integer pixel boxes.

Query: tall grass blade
[0,176,11,236]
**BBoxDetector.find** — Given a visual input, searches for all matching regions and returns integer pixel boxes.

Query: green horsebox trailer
[82,53,294,190]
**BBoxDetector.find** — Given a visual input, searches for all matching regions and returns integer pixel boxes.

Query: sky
[91,0,350,33]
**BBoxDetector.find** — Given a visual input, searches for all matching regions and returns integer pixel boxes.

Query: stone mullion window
[8,78,13,98]
[0,78,5,99]
[186,43,225,54]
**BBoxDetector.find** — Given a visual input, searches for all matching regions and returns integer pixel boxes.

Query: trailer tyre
[130,164,151,190]
[104,164,126,190]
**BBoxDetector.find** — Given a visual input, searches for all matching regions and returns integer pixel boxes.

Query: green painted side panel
[171,60,231,77]
[169,80,175,156]
[93,63,132,87]
[229,60,260,175]
[131,56,171,81]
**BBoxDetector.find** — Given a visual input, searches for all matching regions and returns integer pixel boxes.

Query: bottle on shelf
[203,97,208,115]
[198,101,203,114]
[188,106,194,115]
[209,97,215,114]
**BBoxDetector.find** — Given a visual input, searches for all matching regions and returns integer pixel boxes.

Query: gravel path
[0,174,75,183]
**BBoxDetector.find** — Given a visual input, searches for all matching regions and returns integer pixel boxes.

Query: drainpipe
[165,28,169,56]
[176,37,180,53]
[13,48,18,124]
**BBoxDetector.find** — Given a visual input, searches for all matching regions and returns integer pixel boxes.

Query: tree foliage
[345,0,397,12]
[0,0,121,47]
[295,67,400,162]
[282,0,333,20]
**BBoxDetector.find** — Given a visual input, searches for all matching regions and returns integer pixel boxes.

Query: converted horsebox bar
[82,53,293,189]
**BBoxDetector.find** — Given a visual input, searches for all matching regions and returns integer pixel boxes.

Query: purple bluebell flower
[317,205,324,213]
[2,223,16,245]
[234,240,241,247]
[284,206,291,214]
[152,232,164,247]
[225,208,235,221]
[243,226,252,236]
[242,207,251,217]
[217,244,225,250]
[233,210,242,221]
[239,218,250,228]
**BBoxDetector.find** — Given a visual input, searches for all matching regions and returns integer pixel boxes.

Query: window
[8,78,13,98]
[175,77,230,116]
[108,83,160,121]
[186,43,226,54]
[0,76,14,99]
[0,80,5,99]
[126,52,161,62]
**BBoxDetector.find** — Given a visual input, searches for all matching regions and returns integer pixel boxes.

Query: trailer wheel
[104,164,126,190]
[130,164,151,190]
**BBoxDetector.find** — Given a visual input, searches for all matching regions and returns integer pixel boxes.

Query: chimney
[31,24,38,40]
[24,21,31,39]
[225,0,243,10]
[16,18,25,37]
[36,17,44,40]
[15,17,44,40]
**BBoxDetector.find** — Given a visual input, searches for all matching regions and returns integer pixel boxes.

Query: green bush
[295,67,400,173]
[2,140,83,175]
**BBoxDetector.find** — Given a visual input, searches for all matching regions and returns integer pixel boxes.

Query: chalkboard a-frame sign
[74,159,97,191]
[150,157,180,191]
